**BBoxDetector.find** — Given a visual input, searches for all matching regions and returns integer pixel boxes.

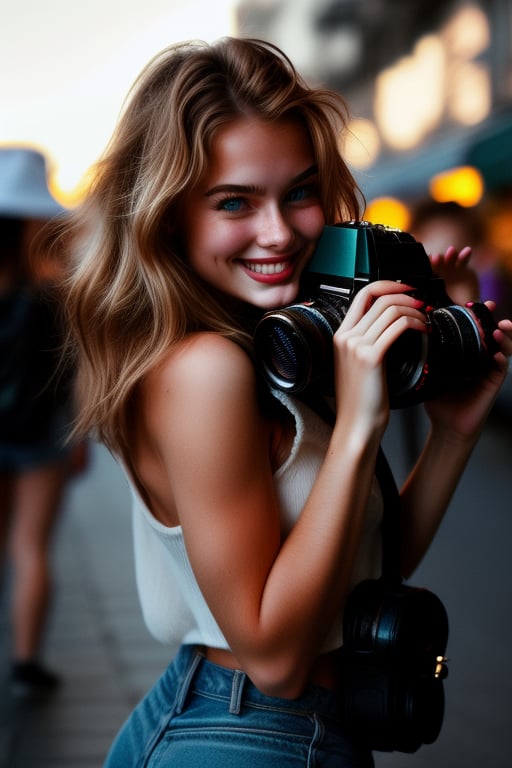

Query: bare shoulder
[147,332,257,404]
[140,332,264,449]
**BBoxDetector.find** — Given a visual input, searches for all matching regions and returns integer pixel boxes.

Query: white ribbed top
[126,392,383,653]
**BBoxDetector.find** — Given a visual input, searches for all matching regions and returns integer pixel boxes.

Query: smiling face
[180,117,326,310]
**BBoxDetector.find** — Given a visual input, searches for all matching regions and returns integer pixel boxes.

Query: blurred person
[0,147,80,697]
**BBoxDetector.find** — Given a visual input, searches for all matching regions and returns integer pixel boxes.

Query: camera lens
[259,319,310,388]
[430,305,488,378]
[386,330,429,406]
[254,304,335,392]
[387,303,496,407]
[255,291,498,405]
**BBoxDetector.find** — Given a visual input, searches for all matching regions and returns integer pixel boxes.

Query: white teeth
[246,261,287,275]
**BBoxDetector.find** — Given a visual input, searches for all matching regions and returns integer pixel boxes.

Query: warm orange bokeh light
[429,166,484,207]
[364,198,411,230]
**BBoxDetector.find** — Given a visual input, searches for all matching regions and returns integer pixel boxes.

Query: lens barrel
[254,304,335,392]
[255,299,497,406]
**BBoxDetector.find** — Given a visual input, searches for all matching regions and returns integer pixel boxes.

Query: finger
[441,245,470,265]
[340,280,417,329]
[340,290,424,337]
[457,245,472,262]
[442,245,458,263]
[494,320,512,356]
[432,245,472,268]
[338,315,428,377]
[345,303,427,353]
[336,304,428,377]
[497,317,512,333]
[428,252,443,272]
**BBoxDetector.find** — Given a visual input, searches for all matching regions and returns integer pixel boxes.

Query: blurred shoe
[10,660,61,698]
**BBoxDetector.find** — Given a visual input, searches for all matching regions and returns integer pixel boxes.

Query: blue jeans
[104,645,374,768]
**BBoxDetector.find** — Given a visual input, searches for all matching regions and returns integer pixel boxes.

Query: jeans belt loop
[229,669,247,715]
[174,648,203,715]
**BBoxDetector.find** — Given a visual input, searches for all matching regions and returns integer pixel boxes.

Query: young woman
[60,38,512,767]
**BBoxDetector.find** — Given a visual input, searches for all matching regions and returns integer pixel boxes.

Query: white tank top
[126,391,383,652]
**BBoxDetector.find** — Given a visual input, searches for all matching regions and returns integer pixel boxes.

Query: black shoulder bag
[340,446,449,753]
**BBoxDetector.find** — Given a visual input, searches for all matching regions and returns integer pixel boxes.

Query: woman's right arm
[142,285,426,698]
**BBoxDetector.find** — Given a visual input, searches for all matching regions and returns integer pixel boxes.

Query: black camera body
[254,221,498,408]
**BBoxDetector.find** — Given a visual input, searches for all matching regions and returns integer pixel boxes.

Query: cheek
[207,221,253,260]
[300,207,326,240]
[188,221,250,275]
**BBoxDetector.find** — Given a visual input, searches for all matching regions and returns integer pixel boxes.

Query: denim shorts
[104,645,374,768]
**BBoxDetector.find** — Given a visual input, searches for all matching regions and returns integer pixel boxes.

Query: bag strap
[297,389,402,584]
[374,445,402,584]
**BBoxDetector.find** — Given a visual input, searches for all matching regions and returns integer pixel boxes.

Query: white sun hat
[0,146,65,219]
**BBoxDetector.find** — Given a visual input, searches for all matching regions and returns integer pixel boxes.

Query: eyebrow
[204,164,319,197]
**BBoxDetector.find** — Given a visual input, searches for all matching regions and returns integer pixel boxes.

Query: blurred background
[1,1,511,767]
[3,0,512,308]
[3,0,512,228]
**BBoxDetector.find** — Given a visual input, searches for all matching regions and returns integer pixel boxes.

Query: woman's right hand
[332,281,428,439]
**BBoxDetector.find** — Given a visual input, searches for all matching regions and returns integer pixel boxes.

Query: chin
[252,284,301,311]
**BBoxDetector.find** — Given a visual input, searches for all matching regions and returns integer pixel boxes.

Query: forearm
[243,428,382,695]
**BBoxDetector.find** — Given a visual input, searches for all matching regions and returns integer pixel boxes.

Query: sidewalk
[0,443,171,768]
[0,409,511,767]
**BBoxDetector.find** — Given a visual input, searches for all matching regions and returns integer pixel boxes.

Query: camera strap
[375,446,402,585]
[298,389,403,585]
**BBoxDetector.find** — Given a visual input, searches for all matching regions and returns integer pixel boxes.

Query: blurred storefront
[236,0,512,218]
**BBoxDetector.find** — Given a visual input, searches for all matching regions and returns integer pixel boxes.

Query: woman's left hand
[425,310,512,440]
[429,245,480,306]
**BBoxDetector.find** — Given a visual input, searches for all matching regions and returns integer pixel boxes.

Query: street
[1,397,511,767]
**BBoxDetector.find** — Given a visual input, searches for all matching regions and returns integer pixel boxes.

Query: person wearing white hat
[0,146,81,696]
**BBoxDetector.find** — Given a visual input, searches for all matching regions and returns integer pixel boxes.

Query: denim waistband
[173,645,342,721]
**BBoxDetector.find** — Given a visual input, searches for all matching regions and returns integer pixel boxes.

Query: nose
[256,204,295,251]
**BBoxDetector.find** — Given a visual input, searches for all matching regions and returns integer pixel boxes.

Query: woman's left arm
[399,312,512,577]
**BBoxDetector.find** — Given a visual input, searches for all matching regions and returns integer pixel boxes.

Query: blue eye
[287,184,315,203]
[218,197,244,212]
[288,187,306,202]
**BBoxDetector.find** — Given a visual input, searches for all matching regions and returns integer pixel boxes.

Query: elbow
[246,655,310,700]
[400,557,415,582]
[400,543,427,580]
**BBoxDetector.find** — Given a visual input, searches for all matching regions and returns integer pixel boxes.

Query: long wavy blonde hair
[61,36,363,459]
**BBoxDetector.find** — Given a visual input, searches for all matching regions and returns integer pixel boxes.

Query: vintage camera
[254,221,499,408]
